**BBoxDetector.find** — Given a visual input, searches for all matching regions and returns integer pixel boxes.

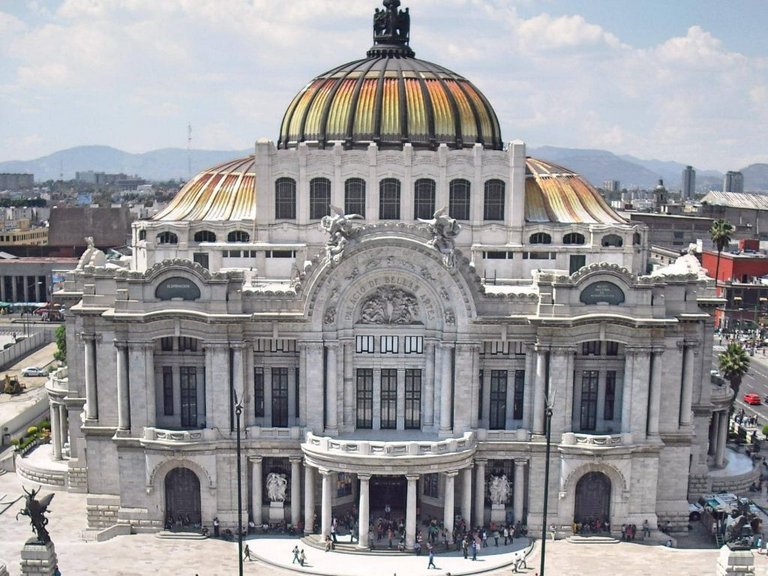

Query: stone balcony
[45,366,69,398]
[140,425,303,446]
[561,432,627,448]
[302,431,477,475]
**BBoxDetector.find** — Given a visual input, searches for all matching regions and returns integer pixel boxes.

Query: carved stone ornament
[418,207,462,271]
[321,206,363,266]
[359,286,421,325]
[324,305,337,325]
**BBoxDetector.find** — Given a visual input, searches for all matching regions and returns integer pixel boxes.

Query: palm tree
[710,218,734,292]
[719,342,750,401]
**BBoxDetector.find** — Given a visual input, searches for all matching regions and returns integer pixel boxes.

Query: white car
[21,367,46,377]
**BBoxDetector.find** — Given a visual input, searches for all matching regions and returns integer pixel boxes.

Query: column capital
[439,342,455,351]
[443,470,459,478]
[677,339,700,350]
[474,458,488,467]
[357,473,371,481]
[230,342,245,351]
[625,346,651,356]
[248,456,263,464]
[113,339,128,350]
[513,458,529,466]
[324,341,340,350]
[318,468,333,477]
[550,345,576,356]
[289,456,303,465]
[80,332,101,343]
[406,474,420,482]
[651,347,665,356]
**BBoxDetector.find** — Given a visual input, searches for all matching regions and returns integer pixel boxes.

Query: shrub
[26,426,38,436]
[762,424,768,438]
[39,419,51,431]
[10,438,19,447]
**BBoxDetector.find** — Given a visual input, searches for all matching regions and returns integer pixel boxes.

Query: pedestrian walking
[299,549,306,566]
[243,544,253,561]
[471,539,478,561]
[292,545,300,563]
[427,545,437,569]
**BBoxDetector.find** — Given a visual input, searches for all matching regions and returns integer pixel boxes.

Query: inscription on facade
[579,281,625,305]
[155,277,201,301]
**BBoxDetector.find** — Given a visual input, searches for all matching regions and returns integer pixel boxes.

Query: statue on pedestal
[488,475,510,505]
[266,473,288,502]
[17,486,55,544]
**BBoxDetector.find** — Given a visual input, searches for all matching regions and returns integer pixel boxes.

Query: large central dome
[278,0,502,151]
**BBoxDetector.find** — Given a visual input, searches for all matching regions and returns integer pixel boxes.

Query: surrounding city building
[682,166,695,199]
[47,206,134,256]
[700,191,768,241]
[628,212,713,253]
[46,1,726,545]
[0,173,34,191]
[724,171,745,193]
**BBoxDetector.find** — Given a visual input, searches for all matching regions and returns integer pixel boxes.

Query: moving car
[743,393,761,405]
[21,367,46,377]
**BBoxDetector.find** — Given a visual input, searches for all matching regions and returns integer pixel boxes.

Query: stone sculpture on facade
[359,286,420,325]
[419,208,462,271]
[17,487,55,544]
[266,472,288,502]
[489,475,510,505]
[321,206,362,266]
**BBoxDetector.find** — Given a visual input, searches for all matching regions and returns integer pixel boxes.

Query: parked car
[743,393,762,405]
[21,367,46,377]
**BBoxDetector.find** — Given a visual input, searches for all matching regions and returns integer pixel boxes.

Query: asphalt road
[716,345,768,429]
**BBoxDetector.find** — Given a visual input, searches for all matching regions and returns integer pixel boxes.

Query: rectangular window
[604,371,616,421]
[489,370,508,429]
[356,369,373,429]
[380,369,398,429]
[161,337,174,352]
[485,251,508,259]
[404,336,423,354]
[582,341,601,356]
[179,337,197,352]
[605,341,619,356]
[163,366,174,416]
[380,335,399,354]
[180,366,198,428]
[356,335,375,353]
[423,473,439,498]
[522,252,554,260]
[405,369,421,429]
[580,370,599,431]
[513,370,525,420]
[254,367,265,418]
[272,367,289,427]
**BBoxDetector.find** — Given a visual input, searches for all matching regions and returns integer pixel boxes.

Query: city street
[718,344,768,428]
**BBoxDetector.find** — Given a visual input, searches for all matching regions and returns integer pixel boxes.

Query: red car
[744,393,762,405]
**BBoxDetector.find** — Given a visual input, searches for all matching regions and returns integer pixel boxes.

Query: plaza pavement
[0,468,730,576]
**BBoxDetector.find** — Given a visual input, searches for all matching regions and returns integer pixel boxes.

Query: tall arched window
[138,229,147,241]
[194,230,216,243]
[449,179,470,220]
[275,177,296,220]
[529,232,552,244]
[563,232,585,245]
[310,177,331,220]
[483,179,505,221]
[227,230,250,243]
[345,178,366,217]
[157,231,178,245]
[414,179,436,220]
[379,178,401,220]
[602,234,623,247]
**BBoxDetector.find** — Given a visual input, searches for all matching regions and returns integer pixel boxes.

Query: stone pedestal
[490,503,506,524]
[269,501,285,523]
[716,545,755,575]
[20,540,58,576]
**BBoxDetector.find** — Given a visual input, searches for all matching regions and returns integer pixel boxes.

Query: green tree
[53,324,66,363]
[709,218,734,289]
[719,342,750,401]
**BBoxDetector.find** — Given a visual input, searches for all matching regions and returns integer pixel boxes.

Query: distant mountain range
[2,144,767,192]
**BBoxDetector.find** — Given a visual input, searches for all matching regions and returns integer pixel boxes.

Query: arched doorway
[574,471,611,524]
[165,467,201,527]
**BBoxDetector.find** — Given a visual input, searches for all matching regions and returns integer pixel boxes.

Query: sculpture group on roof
[419,208,462,271]
[373,0,410,46]
[321,206,363,265]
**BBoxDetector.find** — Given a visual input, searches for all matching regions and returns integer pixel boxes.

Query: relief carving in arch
[358,286,421,325]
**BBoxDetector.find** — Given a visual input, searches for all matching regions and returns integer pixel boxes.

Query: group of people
[735,408,760,429]
[164,512,201,531]
[572,518,610,535]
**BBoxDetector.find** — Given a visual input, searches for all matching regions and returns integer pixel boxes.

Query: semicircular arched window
[602,234,624,247]
[563,232,585,245]
[194,230,216,243]
[157,231,178,245]
[310,177,331,220]
[449,179,470,220]
[275,177,297,220]
[414,178,436,220]
[227,230,250,243]
[529,232,552,245]
[633,232,642,246]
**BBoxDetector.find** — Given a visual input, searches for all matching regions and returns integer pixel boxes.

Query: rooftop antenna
[187,123,192,181]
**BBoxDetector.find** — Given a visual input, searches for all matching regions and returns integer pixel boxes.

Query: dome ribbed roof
[278,1,502,151]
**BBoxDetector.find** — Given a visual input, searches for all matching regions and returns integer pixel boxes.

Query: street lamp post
[234,395,244,576]
[539,403,554,576]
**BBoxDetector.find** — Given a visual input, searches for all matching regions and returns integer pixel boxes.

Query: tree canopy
[718,342,750,399]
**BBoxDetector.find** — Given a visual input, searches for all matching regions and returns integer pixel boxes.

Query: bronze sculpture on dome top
[373,0,410,47]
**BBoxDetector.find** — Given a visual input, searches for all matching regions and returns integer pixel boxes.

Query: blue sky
[1,0,766,173]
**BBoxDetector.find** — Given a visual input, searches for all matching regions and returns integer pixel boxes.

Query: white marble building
[49,0,727,544]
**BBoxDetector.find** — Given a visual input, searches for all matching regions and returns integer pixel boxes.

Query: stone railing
[477,429,531,442]
[142,427,210,443]
[710,381,734,406]
[561,432,625,447]
[304,431,475,457]
[46,367,69,395]
[142,425,302,444]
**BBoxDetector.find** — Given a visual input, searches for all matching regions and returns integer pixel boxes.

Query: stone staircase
[155,530,208,541]
[566,535,620,545]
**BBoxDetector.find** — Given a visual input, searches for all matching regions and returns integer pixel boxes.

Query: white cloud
[517,13,623,52]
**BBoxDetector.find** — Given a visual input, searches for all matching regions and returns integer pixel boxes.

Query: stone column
[58,404,68,453]
[522,345,536,430]
[514,459,526,523]
[406,475,418,549]
[716,411,728,468]
[144,343,156,428]
[439,343,454,434]
[232,343,244,403]
[358,474,370,549]
[304,463,315,536]
[533,346,547,435]
[83,335,98,420]
[251,457,263,525]
[320,469,332,539]
[305,344,324,432]
[680,342,695,427]
[290,458,301,528]
[342,340,354,431]
[443,471,457,543]
[50,401,62,460]
[474,460,486,528]
[424,341,436,427]
[648,348,664,437]
[462,467,472,529]
[621,348,635,435]
[326,344,338,434]
[116,341,130,431]
[630,348,651,434]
